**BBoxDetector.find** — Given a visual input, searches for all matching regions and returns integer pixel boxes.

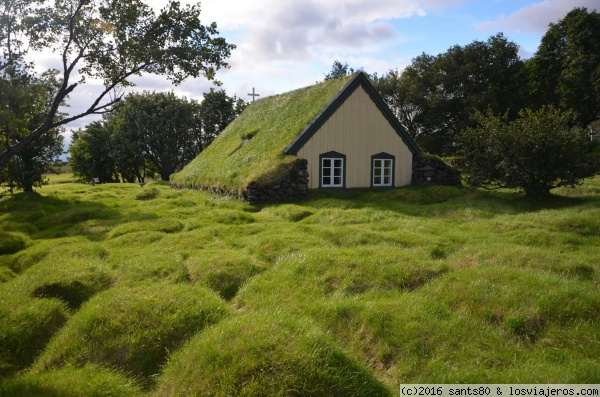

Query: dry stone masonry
[245,159,309,204]
[412,154,461,187]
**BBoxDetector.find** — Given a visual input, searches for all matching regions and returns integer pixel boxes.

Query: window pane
[322,156,344,187]
[373,157,394,186]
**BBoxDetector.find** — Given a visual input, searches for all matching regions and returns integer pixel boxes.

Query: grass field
[1,175,599,395]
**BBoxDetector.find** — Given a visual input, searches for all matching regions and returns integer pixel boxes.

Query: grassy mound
[0,297,69,376]
[0,365,141,397]
[0,191,118,239]
[105,242,190,285]
[235,247,448,312]
[170,75,354,193]
[108,219,184,238]
[34,284,229,386]
[429,266,600,339]
[3,240,52,274]
[156,313,390,396]
[0,231,28,255]
[0,265,16,283]
[6,255,113,310]
[184,249,264,300]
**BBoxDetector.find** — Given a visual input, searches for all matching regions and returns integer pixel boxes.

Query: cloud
[200,0,436,63]
[477,0,599,34]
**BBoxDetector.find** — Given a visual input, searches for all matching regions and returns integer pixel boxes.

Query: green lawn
[1,177,599,395]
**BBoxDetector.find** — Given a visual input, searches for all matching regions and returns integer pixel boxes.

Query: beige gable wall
[296,85,413,189]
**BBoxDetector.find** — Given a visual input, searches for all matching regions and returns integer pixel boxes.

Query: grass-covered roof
[170,74,355,193]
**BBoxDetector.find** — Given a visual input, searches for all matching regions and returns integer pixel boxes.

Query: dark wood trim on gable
[283,72,421,156]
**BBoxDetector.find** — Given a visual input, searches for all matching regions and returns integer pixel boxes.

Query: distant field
[1,177,599,396]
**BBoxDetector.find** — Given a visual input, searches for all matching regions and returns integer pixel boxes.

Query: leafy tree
[527,7,600,127]
[0,0,30,73]
[389,34,526,154]
[69,121,119,184]
[112,92,203,181]
[0,0,235,166]
[1,68,64,192]
[371,69,420,138]
[461,106,598,197]
[324,60,355,80]
[109,116,148,183]
[199,89,247,148]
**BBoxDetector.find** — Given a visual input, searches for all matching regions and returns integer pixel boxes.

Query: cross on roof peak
[248,87,260,102]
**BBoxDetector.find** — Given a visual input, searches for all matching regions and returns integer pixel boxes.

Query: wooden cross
[248,87,260,102]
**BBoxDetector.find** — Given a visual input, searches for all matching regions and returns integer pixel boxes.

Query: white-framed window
[320,152,345,188]
[372,153,394,187]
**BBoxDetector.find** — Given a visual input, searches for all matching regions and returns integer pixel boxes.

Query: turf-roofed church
[171,72,421,203]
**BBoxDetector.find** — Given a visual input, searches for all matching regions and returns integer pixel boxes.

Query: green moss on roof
[170,75,355,194]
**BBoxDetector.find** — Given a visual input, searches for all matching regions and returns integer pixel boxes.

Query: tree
[69,121,119,183]
[390,34,526,154]
[527,7,600,127]
[112,91,203,181]
[0,0,235,166]
[371,69,420,138]
[1,68,64,192]
[109,114,148,183]
[461,106,598,197]
[0,0,30,73]
[324,60,355,80]
[199,89,247,148]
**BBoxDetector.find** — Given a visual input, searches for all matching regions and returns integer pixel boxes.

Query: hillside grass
[170,75,354,193]
[0,176,599,394]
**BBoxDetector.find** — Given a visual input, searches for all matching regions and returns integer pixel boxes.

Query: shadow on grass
[298,185,598,218]
[0,192,122,241]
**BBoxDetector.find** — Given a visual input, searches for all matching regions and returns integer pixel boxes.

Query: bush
[34,284,229,386]
[461,107,599,197]
[156,313,391,396]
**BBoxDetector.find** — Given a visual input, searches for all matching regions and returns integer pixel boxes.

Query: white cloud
[197,0,445,65]
[477,0,599,34]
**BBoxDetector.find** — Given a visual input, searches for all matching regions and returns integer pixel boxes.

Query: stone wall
[245,159,309,204]
[412,154,461,187]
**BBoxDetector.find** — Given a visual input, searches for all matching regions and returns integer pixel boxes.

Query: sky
[28,0,598,151]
